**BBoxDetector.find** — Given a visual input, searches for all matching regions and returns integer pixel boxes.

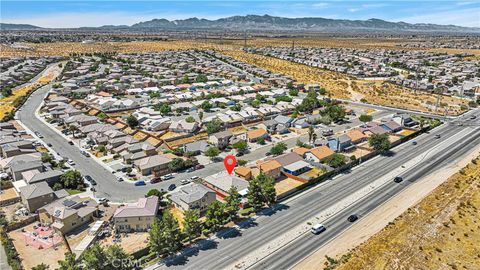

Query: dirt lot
[275,177,304,196]
[100,232,149,254]
[9,224,68,270]
[295,147,480,270]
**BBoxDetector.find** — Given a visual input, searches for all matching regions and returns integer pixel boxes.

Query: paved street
[148,109,479,270]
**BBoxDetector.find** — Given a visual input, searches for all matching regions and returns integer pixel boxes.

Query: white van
[311,223,326,234]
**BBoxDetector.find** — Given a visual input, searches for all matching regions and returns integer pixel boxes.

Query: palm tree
[307,126,315,143]
[68,125,79,138]
[312,133,318,145]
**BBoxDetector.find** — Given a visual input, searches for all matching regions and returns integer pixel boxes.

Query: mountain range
[2,15,479,32]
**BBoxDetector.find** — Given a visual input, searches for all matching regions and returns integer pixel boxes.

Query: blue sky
[1,1,479,28]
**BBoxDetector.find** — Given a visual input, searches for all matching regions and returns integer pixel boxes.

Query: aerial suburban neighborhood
[1,1,480,270]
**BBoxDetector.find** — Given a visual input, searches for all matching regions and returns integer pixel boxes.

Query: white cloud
[312,3,329,8]
[395,7,480,27]
[348,8,359,13]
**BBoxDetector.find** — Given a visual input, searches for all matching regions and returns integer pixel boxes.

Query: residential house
[257,160,282,179]
[19,182,56,212]
[183,140,210,156]
[134,155,172,176]
[170,183,216,212]
[209,130,233,149]
[38,196,98,234]
[203,172,249,198]
[169,119,199,133]
[328,135,354,152]
[113,196,159,232]
[304,146,335,163]
[247,128,269,143]
[282,160,312,176]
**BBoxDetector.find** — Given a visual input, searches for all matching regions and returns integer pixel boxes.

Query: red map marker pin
[224,155,237,175]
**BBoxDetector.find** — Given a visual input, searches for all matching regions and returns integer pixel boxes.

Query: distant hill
[0,23,42,30]
[131,15,479,33]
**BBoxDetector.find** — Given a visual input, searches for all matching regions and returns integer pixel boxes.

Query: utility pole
[244,31,247,47]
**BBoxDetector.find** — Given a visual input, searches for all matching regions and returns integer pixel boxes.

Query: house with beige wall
[113,196,159,232]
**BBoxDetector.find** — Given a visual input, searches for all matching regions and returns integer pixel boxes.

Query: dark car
[195,164,205,170]
[236,152,244,157]
[394,176,403,183]
[134,180,146,186]
[84,175,93,182]
[265,152,272,156]
[168,184,177,191]
[150,177,162,184]
[412,141,417,145]
[47,143,53,147]
[68,141,74,145]
[347,214,359,222]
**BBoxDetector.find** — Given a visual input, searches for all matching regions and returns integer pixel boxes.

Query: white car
[180,179,189,185]
[190,176,199,181]
[67,159,75,166]
[311,223,326,234]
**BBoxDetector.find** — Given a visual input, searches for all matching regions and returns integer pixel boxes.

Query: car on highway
[412,141,417,145]
[134,180,146,186]
[311,223,326,234]
[347,214,359,222]
[394,176,403,183]
[471,115,477,119]
[168,184,177,191]
[435,134,441,139]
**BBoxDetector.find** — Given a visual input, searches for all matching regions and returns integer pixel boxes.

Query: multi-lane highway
[148,109,479,270]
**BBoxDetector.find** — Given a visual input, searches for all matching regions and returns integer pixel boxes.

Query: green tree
[168,158,187,172]
[359,114,373,125]
[182,209,202,243]
[196,74,208,83]
[257,137,265,145]
[205,201,227,232]
[32,263,49,270]
[231,103,242,111]
[156,104,171,115]
[41,153,53,164]
[289,88,299,96]
[58,252,81,270]
[324,105,345,122]
[97,112,107,120]
[105,245,132,270]
[324,153,346,168]
[298,90,320,113]
[224,186,241,221]
[146,189,165,199]
[126,115,139,128]
[198,111,204,122]
[149,210,182,256]
[181,75,189,84]
[251,99,261,108]
[60,170,83,189]
[258,173,276,207]
[201,101,212,112]
[237,159,248,166]
[270,142,287,156]
[232,140,248,153]
[185,116,196,123]
[205,147,220,159]
[247,177,264,211]
[368,133,391,154]
[206,119,222,134]
[82,243,108,270]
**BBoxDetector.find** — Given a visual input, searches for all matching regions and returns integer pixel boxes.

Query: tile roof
[113,196,159,218]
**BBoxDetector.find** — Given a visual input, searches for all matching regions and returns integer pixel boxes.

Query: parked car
[185,167,195,173]
[67,159,75,166]
[161,174,174,180]
[90,179,97,186]
[134,180,146,186]
[195,164,205,170]
[47,143,53,147]
[81,150,90,157]
[190,176,200,181]
[150,177,162,184]
[412,141,417,145]
[236,152,244,157]
[84,175,97,186]
[68,141,74,145]
[180,179,189,185]
[347,214,359,222]
[168,184,177,191]
[311,223,326,234]
[470,115,477,119]
[265,152,272,156]
[394,176,403,183]
[116,177,124,182]
[98,197,108,203]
